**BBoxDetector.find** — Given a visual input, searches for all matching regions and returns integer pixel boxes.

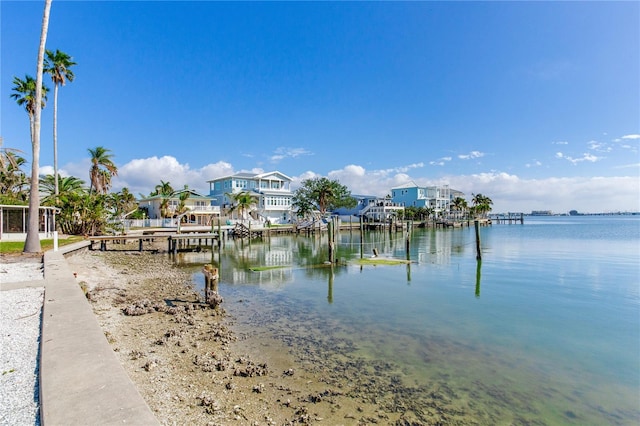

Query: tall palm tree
[15,0,52,252]
[88,146,118,194]
[10,75,49,146]
[44,49,76,197]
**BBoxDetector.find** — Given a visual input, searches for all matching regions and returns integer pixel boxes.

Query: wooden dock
[489,213,524,224]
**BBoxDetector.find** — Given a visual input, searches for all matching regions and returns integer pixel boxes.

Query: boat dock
[489,213,524,224]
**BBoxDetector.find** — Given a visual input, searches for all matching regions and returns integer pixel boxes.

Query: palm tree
[151,180,174,197]
[176,185,191,218]
[451,196,468,219]
[88,146,118,194]
[472,193,493,218]
[0,150,29,203]
[10,75,49,147]
[425,207,435,220]
[225,191,257,221]
[149,180,174,218]
[40,174,86,205]
[18,0,52,252]
[44,49,76,197]
[108,187,138,219]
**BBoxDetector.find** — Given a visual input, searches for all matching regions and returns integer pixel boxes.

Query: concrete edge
[40,245,159,425]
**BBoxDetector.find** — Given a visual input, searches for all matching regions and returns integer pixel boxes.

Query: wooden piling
[327,219,335,264]
[474,220,482,260]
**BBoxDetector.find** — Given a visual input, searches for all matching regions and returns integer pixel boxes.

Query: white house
[137,189,219,225]
[207,171,293,224]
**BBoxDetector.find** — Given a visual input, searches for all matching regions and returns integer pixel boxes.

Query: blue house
[333,195,405,221]
[207,171,293,224]
[391,182,463,216]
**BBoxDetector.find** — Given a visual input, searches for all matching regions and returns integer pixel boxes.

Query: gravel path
[1,260,44,426]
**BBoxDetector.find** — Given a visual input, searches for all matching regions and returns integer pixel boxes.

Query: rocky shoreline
[65,249,399,425]
[3,246,475,425]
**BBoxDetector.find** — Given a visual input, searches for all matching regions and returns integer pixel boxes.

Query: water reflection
[173,220,640,425]
[175,227,477,290]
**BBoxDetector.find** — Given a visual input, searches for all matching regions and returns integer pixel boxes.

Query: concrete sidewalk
[39,242,158,425]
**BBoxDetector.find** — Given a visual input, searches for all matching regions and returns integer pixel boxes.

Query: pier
[489,213,524,224]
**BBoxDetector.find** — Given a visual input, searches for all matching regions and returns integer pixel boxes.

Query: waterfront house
[391,182,462,217]
[207,171,293,224]
[137,189,219,226]
[333,195,405,222]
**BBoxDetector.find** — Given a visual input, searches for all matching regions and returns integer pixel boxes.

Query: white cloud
[82,156,638,214]
[552,141,569,145]
[621,134,640,140]
[269,147,313,163]
[613,163,640,170]
[107,155,233,196]
[39,165,54,176]
[458,151,484,160]
[442,172,639,214]
[555,152,601,165]
[430,157,452,166]
[587,140,612,152]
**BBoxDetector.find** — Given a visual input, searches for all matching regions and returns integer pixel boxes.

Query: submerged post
[474,220,482,260]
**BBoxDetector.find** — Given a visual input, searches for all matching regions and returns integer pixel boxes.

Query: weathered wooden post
[202,265,222,308]
[474,220,482,260]
[327,219,335,264]
[405,221,411,258]
[475,259,482,298]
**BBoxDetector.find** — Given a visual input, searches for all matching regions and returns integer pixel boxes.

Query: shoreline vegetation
[64,241,479,425]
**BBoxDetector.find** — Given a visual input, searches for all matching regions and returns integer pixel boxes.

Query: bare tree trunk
[24,0,52,253]
[53,83,59,196]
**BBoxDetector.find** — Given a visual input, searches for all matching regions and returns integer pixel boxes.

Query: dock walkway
[5,241,161,425]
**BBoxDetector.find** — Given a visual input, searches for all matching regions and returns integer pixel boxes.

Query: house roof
[138,189,212,202]
[206,170,292,183]
[390,181,419,190]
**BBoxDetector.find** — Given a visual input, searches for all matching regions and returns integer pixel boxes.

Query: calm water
[177,216,640,425]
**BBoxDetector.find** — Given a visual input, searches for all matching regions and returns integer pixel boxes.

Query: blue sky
[2,1,639,213]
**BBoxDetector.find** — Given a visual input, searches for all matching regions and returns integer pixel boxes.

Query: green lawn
[0,235,84,254]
